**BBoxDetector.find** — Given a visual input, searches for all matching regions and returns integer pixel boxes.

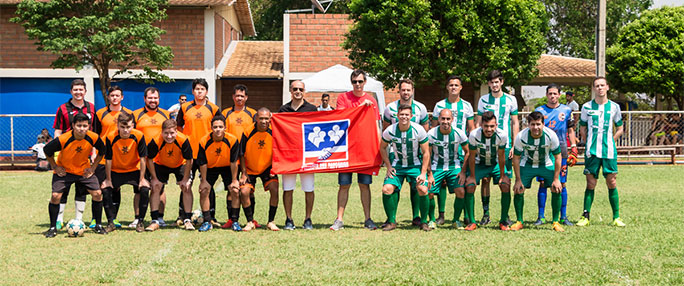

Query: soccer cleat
[210,219,221,228]
[380,220,390,229]
[436,214,445,225]
[479,215,491,226]
[330,219,344,231]
[92,224,108,235]
[302,218,313,230]
[56,220,64,230]
[499,222,511,231]
[198,222,212,232]
[136,220,145,233]
[231,221,242,232]
[266,222,280,231]
[44,227,57,238]
[420,223,432,232]
[612,218,626,227]
[428,221,437,229]
[412,217,421,226]
[464,223,477,231]
[510,221,523,231]
[284,218,295,230]
[561,217,574,226]
[576,217,590,227]
[128,218,139,228]
[175,217,184,227]
[183,219,195,231]
[157,218,167,227]
[105,222,116,233]
[221,219,234,229]
[364,218,378,230]
[243,221,256,231]
[382,223,397,231]
[112,219,122,228]
[552,222,565,232]
[89,219,96,229]
[145,221,160,232]
[533,217,546,226]
[252,220,262,229]
[452,221,465,229]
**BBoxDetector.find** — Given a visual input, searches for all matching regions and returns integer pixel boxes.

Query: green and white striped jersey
[428,126,469,171]
[468,127,508,166]
[579,100,623,159]
[513,126,561,169]
[383,100,429,125]
[477,93,518,147]
[432,98,474,132]
[382,122,428,168]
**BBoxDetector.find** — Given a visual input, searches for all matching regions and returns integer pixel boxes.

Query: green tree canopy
[342,0,548,89]
[11,0,174,102]
[607,6,684,110]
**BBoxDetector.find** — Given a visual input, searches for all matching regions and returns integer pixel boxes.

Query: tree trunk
[97,64,111,106]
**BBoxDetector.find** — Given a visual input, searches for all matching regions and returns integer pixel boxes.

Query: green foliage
[343,0,549,88]
[11,0,174,102]
[607,6,684,110]
[248,0,350,41]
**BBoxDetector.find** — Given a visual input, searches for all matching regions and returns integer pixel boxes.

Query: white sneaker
[157,218,167,227]
[128,218,139,228]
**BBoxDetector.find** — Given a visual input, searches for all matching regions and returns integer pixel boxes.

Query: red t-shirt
[336,91,381,120]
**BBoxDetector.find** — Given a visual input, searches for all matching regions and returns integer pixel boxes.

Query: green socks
[438,185,447,213]
[583,189,595,213]
[551,192,561,222]
[465,192,475,224]
[419,195,429,224]
[428,196,436,222]
[501,192,511,223]
[410,185,420,219]
[453,196,464,222]
[482,195,490,216]
[608,188,620,219]
[514,193,524,222]
[382,192,399,223]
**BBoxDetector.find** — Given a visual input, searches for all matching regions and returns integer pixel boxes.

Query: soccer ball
[66,219,86,237]
[191,209,204,225]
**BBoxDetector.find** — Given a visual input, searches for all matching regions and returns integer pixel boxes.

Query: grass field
[1,165,683,285]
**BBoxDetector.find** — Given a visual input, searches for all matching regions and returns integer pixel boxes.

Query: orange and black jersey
[223,106,257,142]
[241,124,273,175]
[44,130,105,176]
[147,132,193,168]
[196,132,240,169]
[105,129,147,173]
[177,100,220,158]
[94,106,133,137]
[133,107,170,144]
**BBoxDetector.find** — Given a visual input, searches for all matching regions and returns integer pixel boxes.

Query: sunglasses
[351,80,364,84]
[292,87,304,92]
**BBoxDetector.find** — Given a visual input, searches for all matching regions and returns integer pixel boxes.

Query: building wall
[0,7,58,68]
[288,14,352,73]
[221,79,283,113]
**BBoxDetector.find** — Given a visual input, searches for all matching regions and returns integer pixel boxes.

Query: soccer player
[317,93,334,111]
[476,70,519,225]
[534,84,578,226]
[196,115,240,232]
[43,113,107,237]
[331,69,380,231]
[426,109,470,230]
[511,111,564,232]
[240,108,280,231]
[466,111,511,230]
[132,87,171,227]
[431,75,475,225]
[102,111,149,232]
[279,80,318,230]
[379,104,431,231]
[576,77,625,227]
[145,119,193,231]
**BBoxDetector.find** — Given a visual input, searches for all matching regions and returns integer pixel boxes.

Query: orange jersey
[147,132,193,168]
[177,100,220,158]
[241,124,273,175]
[43,130,104,176]
[105,129,147,173]
[222,106,257,142]
[133,107,170,144]
[197,132,239,169]
[95,106,133,165]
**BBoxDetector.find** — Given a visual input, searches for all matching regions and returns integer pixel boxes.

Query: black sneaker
[284,218,295,230]
[412,217,422,226]
[44,227,57,238]
[93,224,108,235]
[302,218,313,230]
[533,217,546,225]
[561,217,574,226]
[364,218,377,230]
[435,213,446,225]
[479,215,491,226]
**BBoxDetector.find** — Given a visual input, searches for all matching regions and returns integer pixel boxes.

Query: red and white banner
[272,105,381,175]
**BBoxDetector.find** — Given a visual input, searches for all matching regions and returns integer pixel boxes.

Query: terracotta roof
[532,54,596,85]
[1,0,232,6]
[222,41,283,78]
[234,0,256,36]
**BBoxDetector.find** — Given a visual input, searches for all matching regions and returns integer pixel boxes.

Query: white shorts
[281,173,315,192]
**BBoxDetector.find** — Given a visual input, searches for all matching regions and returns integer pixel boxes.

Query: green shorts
[583,156,618,178]
[429,169,465,193]
[520,165,554,189]
[466,163,502,185]
[384,167,427,190]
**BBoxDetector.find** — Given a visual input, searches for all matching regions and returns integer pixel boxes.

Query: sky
[652,0,684,8]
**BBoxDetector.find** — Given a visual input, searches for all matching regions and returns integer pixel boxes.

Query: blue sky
[652,0,683,8]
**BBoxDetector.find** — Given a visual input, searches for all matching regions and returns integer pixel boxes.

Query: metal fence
[0,114,55,165]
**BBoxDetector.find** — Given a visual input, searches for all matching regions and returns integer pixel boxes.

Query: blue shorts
[536,158,567,184]
[338,172,372,185]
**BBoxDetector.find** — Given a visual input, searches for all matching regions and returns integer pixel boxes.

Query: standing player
[43,113,107,237]
[317,94,334,111]
[196,115,239,232]
[511,111,564,232]
[379,105,431,231]
[168,94,187,120]
[432,75,475,225]
[576,77,625,227]
[476,70,519,225]
[132,87,171,227]
[534,84,578,226]
[466,111,511,230]
[102,112,149,232]
[426,109,470,230]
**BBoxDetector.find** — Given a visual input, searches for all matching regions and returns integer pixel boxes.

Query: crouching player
[44,113,107,237]
[196,115,239,232]
[511,111,563,232]
[102,112,150,233]
[145,119,193,231]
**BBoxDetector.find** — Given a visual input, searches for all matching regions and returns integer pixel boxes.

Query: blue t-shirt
[535,104,574,157]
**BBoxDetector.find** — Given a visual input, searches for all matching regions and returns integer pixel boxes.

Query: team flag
[272,105,381,175]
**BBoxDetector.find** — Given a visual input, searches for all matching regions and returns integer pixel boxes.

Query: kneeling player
[102,112,150,232]
[511,111,563,232]
[380,105,431,231]
[44,113,107,237]
[196,115,239,232]
[145,119,193,231]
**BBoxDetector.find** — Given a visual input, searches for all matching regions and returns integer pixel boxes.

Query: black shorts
[112,170,142,193]
[207,166,233,188]
[246,168,278,191]
[155,163,185,184]
[94,164,107,184]
[52,173,100,194]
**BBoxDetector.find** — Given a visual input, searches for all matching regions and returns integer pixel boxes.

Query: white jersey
[383,100,429,126]
[432,98,474,132]
[382,122,428,168]
[580,99,623,159]
[427,126,468,171]
[477,93,518,147]
[513,126,561,169]
[468,127,508,166]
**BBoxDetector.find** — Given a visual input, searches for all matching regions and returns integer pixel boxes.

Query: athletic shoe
[479,215,491,226]
[198,222,212,232]
[243,221,256,231]
[105,222,116,233]
[380,220,390,229]
[183,219,195,231]
[128,218,139,228]
[533,217,546,226]
[364,218,378,230]
[175,217,184,227]
[382,222,397,231]
[428,221,436,229]
[576,217,590,227]
[253,220,262,228]
[231,221,242,231]
[136,220,145,233]
[55,220,63,230]
[435,214,445,225]
[113,219,122,228]
[552,222,565,232]
[44,227,57,238]
[412,217,421,226]
[510,221,523,231]
[452,221,465,230]
[330,219,344,231]
[499,222,511,231]
[89,219,96,229]
[93,224,108,235]
[561,217,574,226]
[157,218,167,227]
[302,218,313,230]
[464,223,477,231]
[221,219,234,229]
[210,219,222,228]
[420,223,432,232]
[266,222,280,231]
[284,218,295,230]
[612,218,626,227]
[145,221,160,232]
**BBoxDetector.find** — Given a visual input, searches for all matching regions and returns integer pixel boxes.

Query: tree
[11,0,174,103]
[607,6,684,110]
[342,0,549,89]
[249,0,350,41]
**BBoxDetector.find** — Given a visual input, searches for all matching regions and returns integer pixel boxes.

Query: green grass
[1,166,683,285]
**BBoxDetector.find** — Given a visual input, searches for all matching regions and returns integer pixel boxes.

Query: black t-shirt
[278,100,318,113]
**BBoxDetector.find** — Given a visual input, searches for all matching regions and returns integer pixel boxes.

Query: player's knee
[455,188,465,197]
[606,175,617,189]
[51,192,63,203]
[338,184,351,193]
[381,185,395,195]
[240,187,251,197]
[90,190,102,200]
[417,185,428,196]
